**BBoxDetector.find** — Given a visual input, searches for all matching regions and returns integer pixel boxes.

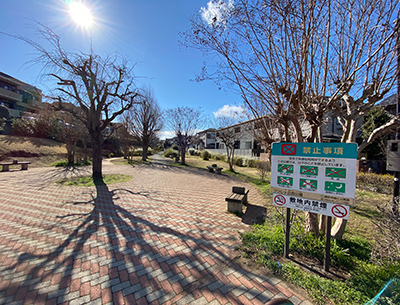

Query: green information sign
[325,181,346,193]
[300,179,318,190]
[271,142,357,206]
[300,165,318,176]
[278,164,294,174]
[325,167,346,179]
[278,176,293,186]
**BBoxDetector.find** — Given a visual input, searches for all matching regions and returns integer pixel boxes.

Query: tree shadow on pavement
[0,178,274,304]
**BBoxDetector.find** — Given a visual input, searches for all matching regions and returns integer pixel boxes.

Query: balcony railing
[0,87,23,102]
[8,108,21,118]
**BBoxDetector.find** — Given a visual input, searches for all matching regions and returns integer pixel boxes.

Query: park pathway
[0,158,312,304]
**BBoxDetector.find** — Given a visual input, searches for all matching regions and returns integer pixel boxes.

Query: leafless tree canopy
[8,23,141,178]
[215,116,243,171]
[183,0,399,147]
[164,107,206,165]
[123,86,163,161]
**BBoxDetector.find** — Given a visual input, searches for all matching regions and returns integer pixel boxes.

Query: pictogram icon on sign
[278,176,293,186]
[325,181,346,193]
[278,164,294,174]
[331,205,348,218]
[325,167,347,179]
[274,195,286,206]
[300,165,318,176]
[282,144,296,155]
[300,178,318,190]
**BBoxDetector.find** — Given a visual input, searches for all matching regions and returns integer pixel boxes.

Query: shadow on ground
[0,177,271,304]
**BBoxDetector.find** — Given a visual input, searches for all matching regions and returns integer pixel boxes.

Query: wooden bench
[207,164,223,174]
[0,161,31,172]
[225,187,249,213]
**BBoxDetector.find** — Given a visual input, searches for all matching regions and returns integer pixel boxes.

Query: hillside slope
[0,135,67,167]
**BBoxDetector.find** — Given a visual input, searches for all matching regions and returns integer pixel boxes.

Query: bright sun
[69,1,93,28]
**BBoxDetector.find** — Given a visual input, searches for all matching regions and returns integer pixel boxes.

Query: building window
[220,143,225,149]
[234,141,240,149]
[235,127,241,133]
[245,141,252,149]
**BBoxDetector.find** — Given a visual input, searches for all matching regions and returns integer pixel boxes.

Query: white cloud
[158,130,175,140]
[200,0,234,28]
[213,105,247,119]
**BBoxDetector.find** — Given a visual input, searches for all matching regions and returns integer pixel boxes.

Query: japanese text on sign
[273,194,350,220]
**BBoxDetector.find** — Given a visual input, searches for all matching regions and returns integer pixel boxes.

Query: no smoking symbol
[331,205,348,218]
[274,195,286,206]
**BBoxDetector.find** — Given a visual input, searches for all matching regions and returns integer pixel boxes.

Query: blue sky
[0,0,244,121]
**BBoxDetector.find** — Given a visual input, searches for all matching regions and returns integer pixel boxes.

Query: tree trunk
[142,146,148,161]
[331,218,347,239]
[142,138,149,161]
[180,146,186,164]
[67,143,74,164]
[91,132,103,179]
[319,215,326,235]
[305,212,319,236]
[226,147,234,171]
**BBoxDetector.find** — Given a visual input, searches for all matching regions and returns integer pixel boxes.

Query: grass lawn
[56,174,132,186]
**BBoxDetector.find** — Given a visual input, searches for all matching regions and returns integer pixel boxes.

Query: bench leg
[2,165,10,172]
[21,164,28,170]
[215,169,222,174]
[227,201,243,213]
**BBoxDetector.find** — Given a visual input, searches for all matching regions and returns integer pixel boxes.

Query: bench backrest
[232,186,245,194]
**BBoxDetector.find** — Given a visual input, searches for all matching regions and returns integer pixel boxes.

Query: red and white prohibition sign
[331,205,348,218]
[274,194,286,206]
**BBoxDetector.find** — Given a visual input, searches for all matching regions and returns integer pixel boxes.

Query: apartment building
[0,72,42,119]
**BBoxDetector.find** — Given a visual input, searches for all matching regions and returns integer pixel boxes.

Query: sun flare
[68,1,93,28]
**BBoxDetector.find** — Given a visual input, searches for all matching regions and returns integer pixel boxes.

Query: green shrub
[212,153,225,161]
[234,156,244,167]
[357,172,392,194]
[129,148,153,157]
[255,160,270,181]
[246,158,257,168]
[164,148,178,158]
[131,149,142,156]
[201,150,211,160]
[12,117,34,136]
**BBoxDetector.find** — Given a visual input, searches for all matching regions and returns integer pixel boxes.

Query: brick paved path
[0,160,311,305]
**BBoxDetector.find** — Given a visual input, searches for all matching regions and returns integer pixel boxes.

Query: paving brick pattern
[0,159,311,304]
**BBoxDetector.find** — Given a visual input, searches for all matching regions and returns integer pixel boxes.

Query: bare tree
[164,107,206,165]
[184,0,399,238]
[5,24,140,179]
[215,116,243,171]
[123,87,163,161]
[117,120,135,160]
